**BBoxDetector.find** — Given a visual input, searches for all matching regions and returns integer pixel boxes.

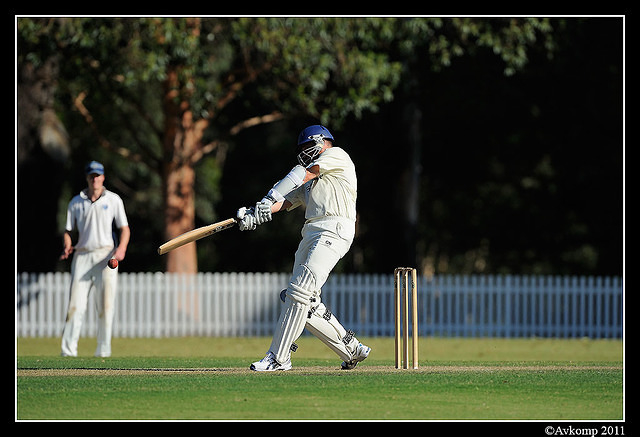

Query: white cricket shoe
[341,343,371,370]
[250,352,292,372]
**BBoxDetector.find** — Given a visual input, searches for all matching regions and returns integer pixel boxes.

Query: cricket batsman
[59,161,130,357]
[237,125,371,371]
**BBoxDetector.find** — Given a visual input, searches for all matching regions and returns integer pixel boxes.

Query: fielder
[237,125,371,371]
[59,161,130,357]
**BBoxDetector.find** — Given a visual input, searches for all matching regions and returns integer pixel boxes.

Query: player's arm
[237,164,315,231]
[269,200,291,214]
[263,165,312,205]
[260,165,319,217]
[267,166,318,214]
[305,164,320,180]
[60,231,74,260]
[60,204,76,260]
[113,225,130,261]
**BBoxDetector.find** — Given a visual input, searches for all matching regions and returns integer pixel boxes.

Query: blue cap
[85,161,104,175]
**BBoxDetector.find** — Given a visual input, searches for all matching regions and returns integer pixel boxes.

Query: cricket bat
[157,218,237,255]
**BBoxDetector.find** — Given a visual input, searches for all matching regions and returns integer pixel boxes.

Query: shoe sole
[249,363,292,372]
[341,347,371,370]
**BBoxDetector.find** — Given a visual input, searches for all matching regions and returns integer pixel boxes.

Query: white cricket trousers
[270,217,356,364]
[61,247,118,357]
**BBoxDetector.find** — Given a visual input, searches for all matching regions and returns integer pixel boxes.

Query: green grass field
[16,337,624,421]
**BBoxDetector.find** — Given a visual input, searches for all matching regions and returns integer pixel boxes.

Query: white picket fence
[16,272,623,339]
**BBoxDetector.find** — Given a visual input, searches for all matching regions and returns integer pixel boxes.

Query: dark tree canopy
[16,17,623,276]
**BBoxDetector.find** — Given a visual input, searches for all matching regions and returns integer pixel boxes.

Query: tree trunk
[17,56,70,272]
[163,162,198,273]
[161,68,208,273]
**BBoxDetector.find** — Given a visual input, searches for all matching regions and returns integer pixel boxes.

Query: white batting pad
[269,298,309,364]
[305,301,358,362]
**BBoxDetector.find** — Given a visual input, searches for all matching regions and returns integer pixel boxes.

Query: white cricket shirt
[286,146,357,222]
[65,188,129,252]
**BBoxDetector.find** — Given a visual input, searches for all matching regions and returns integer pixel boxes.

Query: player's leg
[61,253,91,357]
[305,297,371,369]
[296,222,370,368]
[252,263,315,371]
[251,220,353,371]
[271,226,348,365]
[93,249,118,357]
[251,229,321,371]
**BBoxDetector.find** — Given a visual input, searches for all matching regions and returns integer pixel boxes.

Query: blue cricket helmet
[295,125,335,166]
[297,125,334,146]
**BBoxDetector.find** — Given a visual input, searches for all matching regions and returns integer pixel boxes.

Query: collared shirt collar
[80,187,107,202]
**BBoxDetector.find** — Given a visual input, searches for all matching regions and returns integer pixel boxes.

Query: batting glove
[236,206,257,231]
[254,200,273,226]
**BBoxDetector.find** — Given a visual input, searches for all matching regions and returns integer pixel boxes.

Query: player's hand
[254,200,273,226]
[236,206,257,231]
[59,245,74,260]
[113,247,126,262]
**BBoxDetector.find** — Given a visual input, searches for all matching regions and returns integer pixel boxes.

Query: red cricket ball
[108,258,118,269]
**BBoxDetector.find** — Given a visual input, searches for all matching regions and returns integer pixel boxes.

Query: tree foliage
[17,17,621,276]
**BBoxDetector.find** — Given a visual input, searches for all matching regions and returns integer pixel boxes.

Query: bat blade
[157,218,237,255]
